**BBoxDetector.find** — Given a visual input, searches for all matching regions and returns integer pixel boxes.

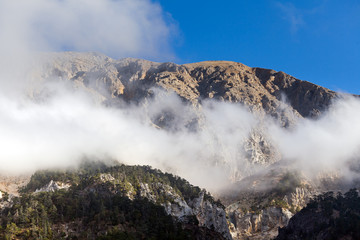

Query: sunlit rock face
[31,52,336,121]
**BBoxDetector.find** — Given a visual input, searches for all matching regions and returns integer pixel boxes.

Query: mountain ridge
[28,52,341,130]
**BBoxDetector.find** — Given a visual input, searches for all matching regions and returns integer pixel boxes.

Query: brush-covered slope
[0,161,230,240]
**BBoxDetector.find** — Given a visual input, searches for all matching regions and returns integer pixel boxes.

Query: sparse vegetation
[272,172,301,197]
[270,198,289,209]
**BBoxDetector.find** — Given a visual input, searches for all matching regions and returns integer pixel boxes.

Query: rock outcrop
[228,207,293,240]
[221,168,319,239]
[136,181,231,239]
[189,191,231,240]
[226,187,315,240]
[35,180,71,193]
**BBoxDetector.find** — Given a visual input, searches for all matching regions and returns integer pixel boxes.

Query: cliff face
[138,182,231,239]
[228,206,293,240]
[225,186,317,240]
[220,168,318,239]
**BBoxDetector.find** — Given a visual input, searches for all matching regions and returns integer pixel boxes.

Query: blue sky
[155,0,360,94]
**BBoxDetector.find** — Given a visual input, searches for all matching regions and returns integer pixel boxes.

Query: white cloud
[270,96,360,178]
[0,82,257,192]
[0,78,360,193]
[276,2,305,34]
[0,0,174,59]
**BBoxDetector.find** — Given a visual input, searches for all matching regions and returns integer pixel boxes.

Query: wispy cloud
[276,2,305,35]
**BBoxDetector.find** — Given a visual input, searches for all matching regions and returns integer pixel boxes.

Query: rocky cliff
[220,168,317,239]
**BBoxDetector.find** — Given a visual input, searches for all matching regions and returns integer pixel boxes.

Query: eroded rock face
[254,68,337,118]
[35,180,71,193]
[226,187,316,240]
[139,183,232,240]
[228,207,293,240]
[189,191,232,240]
[0,175,31,197]
[222,169,319,240]
[244,129,281,166]
[30,52,337,123]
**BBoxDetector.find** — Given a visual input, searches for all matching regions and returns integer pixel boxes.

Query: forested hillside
[0,161,227,240]
[276,189,360,240]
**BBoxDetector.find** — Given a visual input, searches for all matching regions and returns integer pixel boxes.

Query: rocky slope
[223,169,317,239]
[0,175,30,197]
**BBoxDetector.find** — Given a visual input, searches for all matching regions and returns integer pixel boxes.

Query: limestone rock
[228,207,293,240]
[189,191,232,240]
[35,180,71,193]
[138,183,231,239]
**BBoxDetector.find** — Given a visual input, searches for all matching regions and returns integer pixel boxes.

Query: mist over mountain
[13,52,360,183]
[1,51,360,239]
[0,0,359,238]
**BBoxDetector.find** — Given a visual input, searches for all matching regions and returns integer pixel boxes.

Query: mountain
[29,51,342,173]
[2,52,358,239]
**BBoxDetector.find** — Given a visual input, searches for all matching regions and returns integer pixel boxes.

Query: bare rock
[35,180,71,193]
[31,52,338,124]
[189,191,232,240]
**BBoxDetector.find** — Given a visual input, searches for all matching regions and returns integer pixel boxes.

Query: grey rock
[35,180,71,193]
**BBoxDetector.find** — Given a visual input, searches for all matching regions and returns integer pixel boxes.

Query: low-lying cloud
[269,96,360,180]
[1,77,360,193]
[0,82,258,192]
